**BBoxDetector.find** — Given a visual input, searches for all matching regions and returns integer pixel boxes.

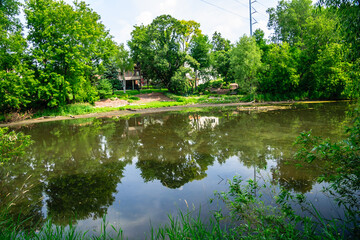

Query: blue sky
[22,0,317,46]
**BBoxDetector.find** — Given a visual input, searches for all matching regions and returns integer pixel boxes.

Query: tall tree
[230,35,262,94]
[128,15,185,89]
[311,43,351,98]
[0,0,23,71]
[129,15,208,94]
[267,0,313,45]
[25,0,116,107]
[211,31,231,52]
[318,0,360,58]
[210,32,232,81]
[179,20,201,53]
[298,9,343,95]
[190,34,211,70]
[0,0,37,112]
[259,42,300,95]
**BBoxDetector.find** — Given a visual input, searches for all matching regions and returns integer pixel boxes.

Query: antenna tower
[249,0,257,36]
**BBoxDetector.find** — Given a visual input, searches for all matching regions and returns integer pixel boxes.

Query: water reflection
[45,161,127,225]
[0,102,353,233]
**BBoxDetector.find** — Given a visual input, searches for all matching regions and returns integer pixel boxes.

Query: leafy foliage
[263,0,359,100]
[210,32,232,82]
[0,0,36,112]
[230,35,262,94]
[128,15,186,89]
[168,66,195,95]
[311,43,351,98]
[259,42,299,95]
[0,127,32,163]
[318,0,360,59]
[294,103,360,214]
[25,0,117,107]
[267,0,313,45]
[129,15,208,93]
[96,79,113,99]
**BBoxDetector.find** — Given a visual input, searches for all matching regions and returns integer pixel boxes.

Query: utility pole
[249,0,257,36]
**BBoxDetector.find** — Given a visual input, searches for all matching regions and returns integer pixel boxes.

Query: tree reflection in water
[1,102,352,230]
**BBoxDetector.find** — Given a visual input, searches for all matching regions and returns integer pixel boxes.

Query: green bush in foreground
[0,127,32,164]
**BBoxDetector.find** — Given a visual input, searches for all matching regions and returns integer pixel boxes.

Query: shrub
[210,79,224,88]
[168,67,195,95]
[96,79,113,99]
[197,78,226,93]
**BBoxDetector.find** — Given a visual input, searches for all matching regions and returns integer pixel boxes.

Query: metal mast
[249,0,257,36]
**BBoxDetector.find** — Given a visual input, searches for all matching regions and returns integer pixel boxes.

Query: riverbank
[0,100,341,127]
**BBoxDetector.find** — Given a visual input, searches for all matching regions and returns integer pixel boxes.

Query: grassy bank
[2,86,355,123]
[0,89,243,122]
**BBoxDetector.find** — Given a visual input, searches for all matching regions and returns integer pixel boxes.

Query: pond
[1,101,354,239]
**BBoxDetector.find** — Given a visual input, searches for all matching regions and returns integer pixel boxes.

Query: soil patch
[133,92,174,104]
[94,92,172,108]
[94,98,128,108]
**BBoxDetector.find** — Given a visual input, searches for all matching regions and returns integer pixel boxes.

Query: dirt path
[1,99,340,127]
[93,92,173,108]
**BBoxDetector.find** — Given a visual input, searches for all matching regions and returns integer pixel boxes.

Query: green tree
[0,0,37,112]
[311,43,351,98]
[230,35,262,94]
[103,43,133,91]
[128,15,206,93]
[190,34,211,70]
[128,15,186,89]
[211,31,231,52]
[179,20,201,53]
[169,66,194,95]
[0,0,24,71]
[259,42,300,95]
[296,9,342,96]
[253,29,270,55]
[267,0,313,45]
[318,0,360,98]
[210,32,232,81]
[318,0,360,59]
[25,0,117,107]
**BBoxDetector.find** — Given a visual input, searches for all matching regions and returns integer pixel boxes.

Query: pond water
[1,102,354,239]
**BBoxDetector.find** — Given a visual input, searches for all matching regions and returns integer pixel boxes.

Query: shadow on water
[0,101,355,237]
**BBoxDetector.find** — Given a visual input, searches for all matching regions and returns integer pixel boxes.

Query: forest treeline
[1,0,359,113]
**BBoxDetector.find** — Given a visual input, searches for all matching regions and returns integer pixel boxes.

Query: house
[118,64,143,90]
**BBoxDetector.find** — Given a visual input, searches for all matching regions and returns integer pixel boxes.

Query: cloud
[114,19,133,45]
[159,0,178,13]
[136,11,153,26]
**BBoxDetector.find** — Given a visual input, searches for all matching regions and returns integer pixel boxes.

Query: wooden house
[118,64,143,90]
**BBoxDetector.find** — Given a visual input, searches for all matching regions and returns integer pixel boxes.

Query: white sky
[65,0,280,45]
[21,0,317,46]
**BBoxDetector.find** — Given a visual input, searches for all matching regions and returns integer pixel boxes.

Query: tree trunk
[123,73,126,94]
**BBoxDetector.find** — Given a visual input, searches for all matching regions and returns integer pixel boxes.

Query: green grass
[151,209,230,240]
[32,103,119,118]
[0,88,314,123]
[119,101,186,110]
[164,93,247,104]
[0,192,352,240]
